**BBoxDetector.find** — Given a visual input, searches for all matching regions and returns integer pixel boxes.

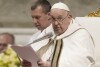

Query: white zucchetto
[51,2,70,11]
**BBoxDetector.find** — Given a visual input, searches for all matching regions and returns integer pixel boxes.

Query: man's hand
[21,59,32,67]
[37,60,51,67]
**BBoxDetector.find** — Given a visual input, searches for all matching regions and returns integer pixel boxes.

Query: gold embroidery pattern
[51,39,63,67]
[88,8,100,17]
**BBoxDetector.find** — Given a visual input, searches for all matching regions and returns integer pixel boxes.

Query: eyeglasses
[51,13,69,23]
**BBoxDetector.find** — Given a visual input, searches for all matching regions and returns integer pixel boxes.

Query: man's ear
[47,12,50,15]
[47,12,51,20]
[68,14,72,19]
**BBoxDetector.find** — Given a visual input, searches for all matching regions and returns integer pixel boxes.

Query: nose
[54,21,59,25]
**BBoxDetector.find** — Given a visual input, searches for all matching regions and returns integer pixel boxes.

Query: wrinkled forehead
[50,8,67,16]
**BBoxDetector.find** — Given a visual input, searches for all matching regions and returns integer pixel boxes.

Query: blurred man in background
[0,32,20,67]
[0,32,15,53]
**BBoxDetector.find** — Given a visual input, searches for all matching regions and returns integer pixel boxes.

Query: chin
[37,27,42,30]
[55,31,62,36]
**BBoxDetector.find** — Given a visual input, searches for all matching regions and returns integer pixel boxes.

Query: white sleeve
[66,29,95,67]
[28,31,41,44]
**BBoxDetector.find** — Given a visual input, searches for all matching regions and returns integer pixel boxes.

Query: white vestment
[31,20,95,67]
[28,24,53,44]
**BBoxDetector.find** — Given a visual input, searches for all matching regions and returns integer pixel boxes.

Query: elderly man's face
[50,9,72,35]
[31,6,51,31]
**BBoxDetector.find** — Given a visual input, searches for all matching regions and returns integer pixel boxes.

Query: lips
[35,24,40,28]
[35,25,42,30]
[54,27,61,31]
[36,25,40,27]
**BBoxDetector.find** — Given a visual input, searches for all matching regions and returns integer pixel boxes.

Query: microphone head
[46,32,53,38]
[29,32,53,45]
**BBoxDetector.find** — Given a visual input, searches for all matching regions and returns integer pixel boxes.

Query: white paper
[11,45,40,67]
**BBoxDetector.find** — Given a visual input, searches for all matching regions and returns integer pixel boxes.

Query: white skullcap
[51,2,70,11]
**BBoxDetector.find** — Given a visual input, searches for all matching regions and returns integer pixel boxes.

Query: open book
[11,45,40,67]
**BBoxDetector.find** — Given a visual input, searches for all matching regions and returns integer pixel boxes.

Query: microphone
[28,32,53,45]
